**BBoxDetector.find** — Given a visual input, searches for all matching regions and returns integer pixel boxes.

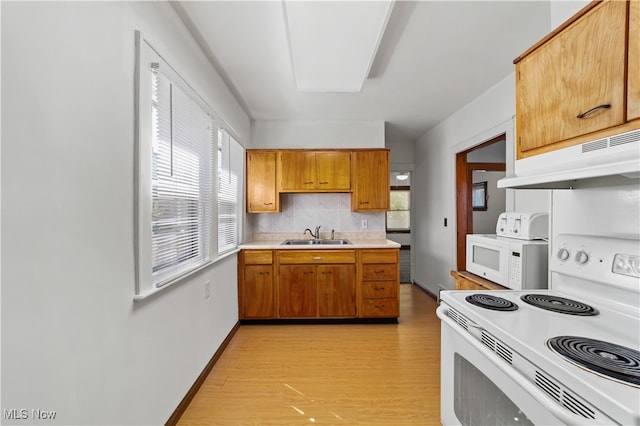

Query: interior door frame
[455,134,507,271]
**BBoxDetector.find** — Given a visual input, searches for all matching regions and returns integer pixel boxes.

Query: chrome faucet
[304,225,321,240]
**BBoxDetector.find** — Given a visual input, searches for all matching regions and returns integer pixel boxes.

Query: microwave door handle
[436,305,606,426]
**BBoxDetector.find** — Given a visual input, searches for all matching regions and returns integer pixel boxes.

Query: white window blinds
[217,129,243,254]
[151,67,214,287]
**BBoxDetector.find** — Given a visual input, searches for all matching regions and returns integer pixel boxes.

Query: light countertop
[239,232,401,250]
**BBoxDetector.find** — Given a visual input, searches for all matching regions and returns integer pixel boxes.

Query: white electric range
[438,234,640,425]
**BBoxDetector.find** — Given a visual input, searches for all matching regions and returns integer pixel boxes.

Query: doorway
[455,134,506,271]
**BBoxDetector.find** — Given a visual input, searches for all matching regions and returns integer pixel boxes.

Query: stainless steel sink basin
[282,239,352,245]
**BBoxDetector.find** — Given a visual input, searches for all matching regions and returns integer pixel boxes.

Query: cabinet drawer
[362,281,397,299]
[360,299,398,318]
[362,264,397,281]
[243,250,273,265]
[361,249,397,264]
[278,250,356,264]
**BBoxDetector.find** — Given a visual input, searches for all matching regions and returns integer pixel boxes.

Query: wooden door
[278,151,316,191]
[316,151,351,191]
[351,151,390,211]
[278,265,317,317]
[629,0,640,122]
[318,264,356,317]
[516,0,626,157]
[241,265,274,318]
[246,151,278,213]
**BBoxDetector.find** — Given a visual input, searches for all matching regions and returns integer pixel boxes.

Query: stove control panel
[552,234,640,288]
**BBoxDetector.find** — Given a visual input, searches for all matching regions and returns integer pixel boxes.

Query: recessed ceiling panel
[284,0,395,92]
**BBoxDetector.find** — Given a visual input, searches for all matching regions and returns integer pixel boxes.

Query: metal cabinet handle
[576,103,611,119]
[360,201,370,205]
[319,181,329,184]
[312,256,322,260]
[304,181,314,184]
[263,202,273,205]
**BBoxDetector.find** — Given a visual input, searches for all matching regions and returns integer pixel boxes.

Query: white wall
[413,74,517,294]
[1,2,249,425]
[251,120,385,149]
[550,1,590,29]
[472,171,507,234]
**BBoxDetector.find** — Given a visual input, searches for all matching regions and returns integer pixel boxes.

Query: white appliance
[439,234,640,425]
[466,234,548,290]
[498,128,640,189]
[496,212,548,240]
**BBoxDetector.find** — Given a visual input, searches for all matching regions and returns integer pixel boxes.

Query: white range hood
[498,129,640,189]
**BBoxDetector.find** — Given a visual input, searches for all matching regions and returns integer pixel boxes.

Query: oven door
[438,306,605,426]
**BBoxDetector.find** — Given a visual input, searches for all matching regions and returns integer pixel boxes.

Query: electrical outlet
[361,219,368,230]
[204,280,210,299]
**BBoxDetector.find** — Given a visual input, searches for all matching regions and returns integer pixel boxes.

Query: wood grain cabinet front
[628,0,640,122]
[277,250,356,319]
[450,270,508,291]
[278,151,351,192]
[515,0,631,158]
[351,150,390,211]
[238,250,275,319]
[246,151,279,213]
[358,249,399,318]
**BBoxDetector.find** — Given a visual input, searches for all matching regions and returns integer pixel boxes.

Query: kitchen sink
[282,239,352,245]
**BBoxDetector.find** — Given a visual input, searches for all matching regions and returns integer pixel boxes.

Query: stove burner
[465,294,518,311]
[548,336,640,387]
[520,294,599,316]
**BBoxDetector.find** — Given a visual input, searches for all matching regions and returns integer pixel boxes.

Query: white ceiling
[173,1,551,139]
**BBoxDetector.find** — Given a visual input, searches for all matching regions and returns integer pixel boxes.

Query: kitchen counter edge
[239,239,401,250]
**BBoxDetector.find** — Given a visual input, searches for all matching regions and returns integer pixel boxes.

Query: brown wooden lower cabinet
[278,265,318,318]
[359,249,400,318]
[238,251,275,319]
[450,270,508,291]
[318,265,356,317]
[238,248,399,320]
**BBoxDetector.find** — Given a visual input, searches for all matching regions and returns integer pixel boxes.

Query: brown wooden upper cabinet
[351,150,390,211]
[246,151,279,213]
[278,151,351,192]
[515,0,636,159]
[629,0,640,122]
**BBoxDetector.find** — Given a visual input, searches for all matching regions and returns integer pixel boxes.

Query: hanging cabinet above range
[514,0,637,159]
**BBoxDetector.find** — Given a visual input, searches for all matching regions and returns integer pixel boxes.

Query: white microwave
[466,234,548,290]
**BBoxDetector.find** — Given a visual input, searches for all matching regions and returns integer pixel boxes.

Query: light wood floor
[177,284,441,425]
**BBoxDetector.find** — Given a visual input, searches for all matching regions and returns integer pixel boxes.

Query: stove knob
[575,250,590,265]
[557,248,570,262]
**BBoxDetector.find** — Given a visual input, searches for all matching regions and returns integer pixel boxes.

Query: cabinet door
[246,151,279,213]
[279,152,316,191]
[516,0,626,157]
[316,152,351,191]
[279,265,317,317]
[351,151,390,211]
[241,265,275,318]
[318,265,356,317]
[629,0,640,122]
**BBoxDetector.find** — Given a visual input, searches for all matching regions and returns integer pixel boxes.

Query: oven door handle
[436,305,607,426]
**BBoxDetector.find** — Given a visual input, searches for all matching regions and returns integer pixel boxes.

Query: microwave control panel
[509,251,522,287]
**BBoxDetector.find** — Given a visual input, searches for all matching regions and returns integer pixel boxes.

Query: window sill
[133,248,240,302]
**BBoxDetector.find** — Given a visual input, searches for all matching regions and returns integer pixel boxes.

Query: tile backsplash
[250,193,385,234]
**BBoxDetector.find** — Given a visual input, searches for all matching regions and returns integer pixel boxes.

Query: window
[135,33,244,298]
[472,181,488,211]
[217,129,243,255]
[386,188,410,231]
